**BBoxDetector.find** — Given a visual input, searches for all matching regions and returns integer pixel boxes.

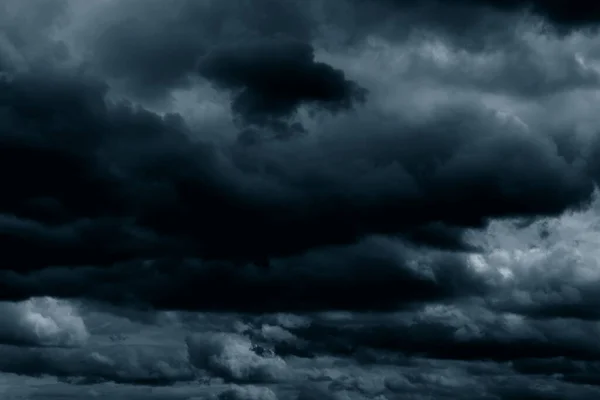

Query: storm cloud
[0,66,595,271]
[198,37,367,129]
[3,0,600,399]
[0,237,487,311]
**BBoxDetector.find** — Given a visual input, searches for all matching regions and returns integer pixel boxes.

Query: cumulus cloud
[2,0,600,398]
[215,385,279,400]
[0,297,88,347]
[187,332,291,383]
[466,192,600,320]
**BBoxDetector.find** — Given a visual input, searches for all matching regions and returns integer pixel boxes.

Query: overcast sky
[3,1,600,399]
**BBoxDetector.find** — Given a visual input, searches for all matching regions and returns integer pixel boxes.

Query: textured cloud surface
[3,0,600,399]
[0,297,88,347]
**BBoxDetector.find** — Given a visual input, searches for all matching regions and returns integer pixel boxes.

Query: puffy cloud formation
[0,0,598,278]
[0,297,88,347]
[187,332,290,383]
[198,36,366,128]
[216,385,279,400]
[2,0,600,399]
[466,193,600,320]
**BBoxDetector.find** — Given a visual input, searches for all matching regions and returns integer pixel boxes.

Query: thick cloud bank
[3,0,600,399]
[187,332,290,383]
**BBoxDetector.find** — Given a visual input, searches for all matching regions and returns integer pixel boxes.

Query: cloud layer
[3,0,600,399]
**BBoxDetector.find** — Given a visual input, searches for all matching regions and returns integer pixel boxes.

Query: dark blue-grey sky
[2,1,600,399]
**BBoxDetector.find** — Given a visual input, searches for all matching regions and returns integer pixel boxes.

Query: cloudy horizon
[2,1,600,399]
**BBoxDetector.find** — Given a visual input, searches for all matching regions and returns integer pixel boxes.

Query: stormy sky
[3,0,600,399]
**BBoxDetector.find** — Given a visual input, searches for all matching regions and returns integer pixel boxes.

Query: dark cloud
[264,307,600,362]
[198,37,367,127]
[0,343,195,385]
[4,0,600,398]
[297,356,600,400]
[138,102,594,265]
[0,69,199,269]
[0,0,70,72]
[2,307,600,399]
[142,103,591,265]
[514,358,600,387]
[465,0,600,28]
[83,0,313,102]
[0,65,595,274]
[370,0,600,29]
[0,237,486,311]
[63,0,598,108]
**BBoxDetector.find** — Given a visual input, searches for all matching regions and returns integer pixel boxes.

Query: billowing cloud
[2,0,600,398]
[0,236,486,311]
[466,192,600,320]
[215,385,279,400]
[0,66,595,273]
[66,0,313,102]
[0,297,88,347]
[186,332,291,383]
[198,37,366,128]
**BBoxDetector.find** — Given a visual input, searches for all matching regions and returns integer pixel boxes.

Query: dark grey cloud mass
[0,237,487,311]
[3,0,600,399]
[368,0,600,28]
[198,37,367,128]
[453,0,600,27]
[75,0,315,104]
[0,67,594,271]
